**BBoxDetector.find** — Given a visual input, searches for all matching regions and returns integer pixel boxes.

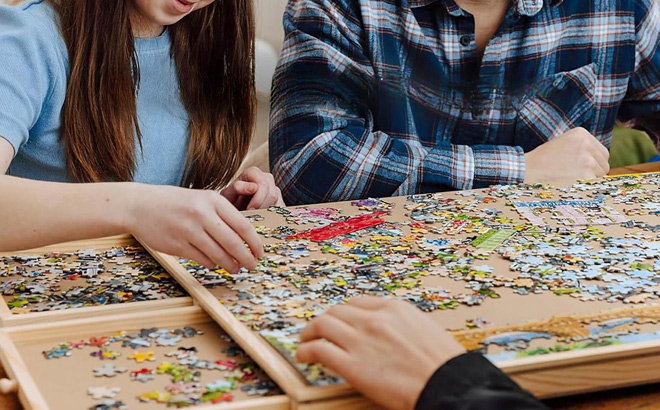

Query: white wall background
[250,0,288,172]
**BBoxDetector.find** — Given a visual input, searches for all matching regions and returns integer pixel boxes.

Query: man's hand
[296,297,467,410]
[221,167,284,211]
[524,127,610,184]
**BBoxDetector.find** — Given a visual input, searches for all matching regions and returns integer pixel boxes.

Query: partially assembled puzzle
[179,173,660,385]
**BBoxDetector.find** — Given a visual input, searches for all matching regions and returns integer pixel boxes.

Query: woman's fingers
[192,232,240,273]
[230,181,258,197]
[236,168,280,210]
[205,215,258,270]
[180,242,218,270]
[221,181,258,210]
[214,197,264,260]
[223,168,283,211]
[245,178,271,210]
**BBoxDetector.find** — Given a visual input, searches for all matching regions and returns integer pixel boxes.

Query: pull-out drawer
[0,306,289,410]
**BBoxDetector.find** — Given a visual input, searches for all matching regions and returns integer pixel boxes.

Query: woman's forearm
[0,175,138,251]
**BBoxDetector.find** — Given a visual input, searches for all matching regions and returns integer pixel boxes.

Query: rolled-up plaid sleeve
[618,0,660,147]
[269,0,525,205]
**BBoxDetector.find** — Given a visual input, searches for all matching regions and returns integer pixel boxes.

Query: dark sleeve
[415,353,549,410]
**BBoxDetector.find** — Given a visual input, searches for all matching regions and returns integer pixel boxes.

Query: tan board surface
[0,307,289,410]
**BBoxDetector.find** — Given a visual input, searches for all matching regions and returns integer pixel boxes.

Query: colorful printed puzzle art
[512,199,628,226]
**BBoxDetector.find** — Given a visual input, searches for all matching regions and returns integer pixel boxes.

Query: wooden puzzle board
[0,307,289,410]
[146,173,660,403]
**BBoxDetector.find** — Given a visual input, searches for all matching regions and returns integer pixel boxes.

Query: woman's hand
[296,297,467,410]
[125,184,264,272]
[221,167,284,211]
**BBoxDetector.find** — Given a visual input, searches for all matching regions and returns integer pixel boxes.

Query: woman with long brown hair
[0,0,283,272]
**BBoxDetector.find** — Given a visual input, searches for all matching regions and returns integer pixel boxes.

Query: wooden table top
[608,161,660,175]
[1,162,659,409]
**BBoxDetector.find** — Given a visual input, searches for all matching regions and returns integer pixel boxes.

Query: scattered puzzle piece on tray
[93,364,127,377]
[88,400,128,410]
[87,386,121,400]
[128,351,155,363]
[0,246,187,314]
[40,325,279,408]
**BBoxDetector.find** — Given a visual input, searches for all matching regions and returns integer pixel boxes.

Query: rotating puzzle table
[2,173,660,409]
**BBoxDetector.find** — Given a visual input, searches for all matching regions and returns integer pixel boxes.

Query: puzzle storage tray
[0,235,193,327]
[0,306,290,410]
[146,173,660,405]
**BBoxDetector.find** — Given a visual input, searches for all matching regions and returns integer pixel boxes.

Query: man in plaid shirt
[269,0,660,205]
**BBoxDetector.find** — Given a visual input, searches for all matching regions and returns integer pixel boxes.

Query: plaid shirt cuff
[421,145,525,191]
[471,145,526,189]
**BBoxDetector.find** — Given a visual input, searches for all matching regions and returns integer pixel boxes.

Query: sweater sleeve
[0,2,62,157]
[415,353,549,410]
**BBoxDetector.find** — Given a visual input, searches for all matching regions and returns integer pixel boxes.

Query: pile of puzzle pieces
[0,246,187,313]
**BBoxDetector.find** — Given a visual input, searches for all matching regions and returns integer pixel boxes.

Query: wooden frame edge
[3,306,207,344]
[500,339,660,398]
[0,300,12,325]
[0,235,136,256]
[0,297,193,328]
[293,394,380,410]
[499,338,660,374]
[194,396,290,410]
[0,330,50,410]
[139,242,313,400]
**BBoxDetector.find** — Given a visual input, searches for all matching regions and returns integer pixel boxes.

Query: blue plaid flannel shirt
[269,0,660,205]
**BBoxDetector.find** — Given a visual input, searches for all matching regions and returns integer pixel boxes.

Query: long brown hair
[49,0,255,189]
